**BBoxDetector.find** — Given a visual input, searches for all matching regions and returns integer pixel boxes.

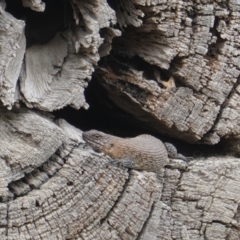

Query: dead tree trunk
[1,0,240,239]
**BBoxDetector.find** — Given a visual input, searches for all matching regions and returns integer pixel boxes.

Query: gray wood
[21,0,45,12]
[0,0,240,239]
[0,109,64,202]
[0,7,25,109]
[96,0,240,145]
[0,112,239,239]
[5,0,118,112]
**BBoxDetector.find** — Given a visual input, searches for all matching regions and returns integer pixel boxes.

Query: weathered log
[95,0,240,145]
[0,110,239,239]
[0,0,240,239]
[0,7,25,109]
[1,1,118,111]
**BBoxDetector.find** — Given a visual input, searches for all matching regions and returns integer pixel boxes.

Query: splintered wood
[1,0,240,144]
[0,8,25,109]
[1,0,240,239]
[0,1,118,111]
[96,0,240,145]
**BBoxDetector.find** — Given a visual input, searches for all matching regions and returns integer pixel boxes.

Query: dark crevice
[207,16,227,59]
[206,41,225,59]
[5,0,73,47]
[187,7,197,19]
[99,54,196,104]
[53,69,224,158]
[211,220,229,227]
[35,200,40,207]
[218,1,229,9]
[170,55,193,87]
[67,181,74,186]
[54,74,154,138]
[100,54,178,85]
[6,203,9,238]
[107,0,119,11]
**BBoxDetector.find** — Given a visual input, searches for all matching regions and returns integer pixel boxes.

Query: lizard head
[83,130,115,154]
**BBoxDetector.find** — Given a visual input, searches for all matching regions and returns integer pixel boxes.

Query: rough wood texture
[0,112,161,239]
[1,0,240,239]
[96,0,240,145]
[0,1,118,111]
[0,7,25,109]
[0,109,64,201]
[0,111,240,239]
[19,0,117,111]
[1,0,240,144]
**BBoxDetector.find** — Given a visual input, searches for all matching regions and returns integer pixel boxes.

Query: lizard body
[164,142,193,162]
[83,130,169,173]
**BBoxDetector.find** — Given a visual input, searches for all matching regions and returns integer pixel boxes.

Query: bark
[0,0,240,239]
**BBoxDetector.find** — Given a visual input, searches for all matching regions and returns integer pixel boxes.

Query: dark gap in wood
[106,0,119,11]
[53,75,224,158]
[207,16,227,58]
[211,220,230,227]
[35,200,40,207]
[54,75,149,138]
[100,54,172,82]
[67,181,74,186]
[5,0,73,47]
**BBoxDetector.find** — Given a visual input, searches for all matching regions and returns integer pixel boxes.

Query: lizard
[83,130,191,174]
[164,142,193,162]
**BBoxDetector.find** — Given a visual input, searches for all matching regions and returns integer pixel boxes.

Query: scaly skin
[82,130,169,173]
[164,142,193,162]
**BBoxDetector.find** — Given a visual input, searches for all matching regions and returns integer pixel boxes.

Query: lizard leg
[109,159,134,168]
[119,159,134,168]
[176,154,193,162]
